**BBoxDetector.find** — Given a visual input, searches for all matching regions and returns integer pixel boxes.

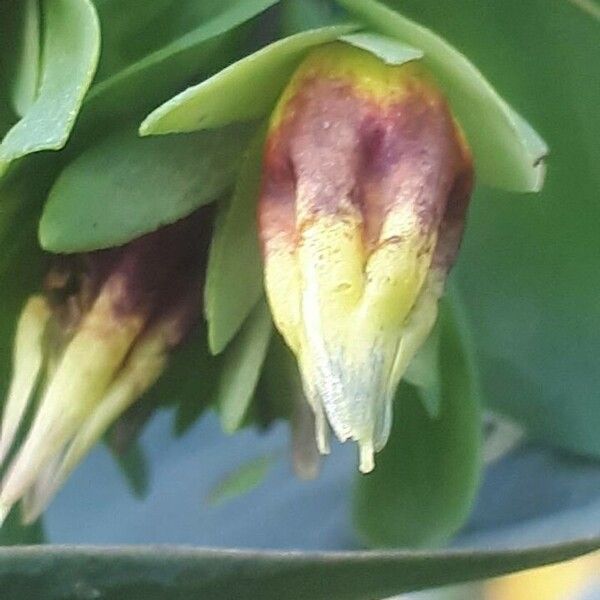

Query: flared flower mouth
[258,42,473,471]
[0,210,211,524]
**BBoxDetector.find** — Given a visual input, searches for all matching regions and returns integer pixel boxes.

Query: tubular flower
[0,211,210,524]
[258,43,474,472]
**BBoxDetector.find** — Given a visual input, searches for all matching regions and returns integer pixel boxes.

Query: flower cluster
[0,0,546,527]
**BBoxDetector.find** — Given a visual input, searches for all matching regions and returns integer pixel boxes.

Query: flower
[258,43,473,472]
[0,210,210,524]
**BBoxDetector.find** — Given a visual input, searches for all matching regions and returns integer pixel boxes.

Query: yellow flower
[0,211,210,524]
[258,43,473,472]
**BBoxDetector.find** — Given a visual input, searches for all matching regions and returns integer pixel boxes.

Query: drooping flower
[0,210,211,524]
[258,43,473,472]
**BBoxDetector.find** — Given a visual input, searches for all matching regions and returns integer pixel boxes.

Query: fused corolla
[258,43,474,472]
[0,211,210,523]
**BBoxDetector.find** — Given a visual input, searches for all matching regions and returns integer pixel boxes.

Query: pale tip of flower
[0,296,51,465]
[358,439,375,474]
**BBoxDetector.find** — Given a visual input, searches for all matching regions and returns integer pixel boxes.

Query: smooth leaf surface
[110,442,150,500]
[0,510,44,547]
[0,0,100,171]
[0,157,55,398]
[206,453,278,507]
[0,6,18,136]
[404,324,441,419]
[8,0,41,118]
[204,129,265,354]
[217,299,273,434]
[40,124,253,252]
[0,540,597,600]
[336,0,547,192]
[160,325,221,438]
[354,300,482,548]
[140,24,357,135]
[339,31,423,65]
[83,0,279,127]
[380,0,600,458]
[90,0,228,81]
[280,0,340,33]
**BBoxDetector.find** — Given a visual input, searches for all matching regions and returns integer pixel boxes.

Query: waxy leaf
[7,0,41,118]
[339,32,422,65]
[0,156,56,342]
[110,442,150,500]
[204,129,265,354]
[354,300,482,548]
[140,323,218,438]
[140,24,358,135]
[378,0,600,458]
[0,0,100,175]
[404,324,442,419]
[40,124,254,252]
[0,540,597,599]
[84,0,280,127]
[206,453,278,507]
[217,299,273,434]
[336,0,547,192]
[281,0,340,34]
[0,161,55,532]
[0,510,44,547]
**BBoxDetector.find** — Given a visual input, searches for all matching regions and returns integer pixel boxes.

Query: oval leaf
[339,32,423,65]
[140,24,358,135]
[83,0,280,127]
[8,0,41,118]
[281,0,340,34]
[394,0,600,458]
[217,299,272,434]
[0,0,100,172]
[404,323,442,419]
[336,0,547,192]
[206,453,278,507]
[40,124,254,252]
[204,129,265,354]
[354,299,482,548]
[0,539,597,599]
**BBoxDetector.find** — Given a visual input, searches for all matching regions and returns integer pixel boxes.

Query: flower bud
[0,211,209,523]
[258,43,473,472]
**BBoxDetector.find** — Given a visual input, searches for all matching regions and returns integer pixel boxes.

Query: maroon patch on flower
[45,207,213,348]
[259,73,473,264]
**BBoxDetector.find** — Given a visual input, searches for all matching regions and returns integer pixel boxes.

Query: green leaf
[404,324,441,419]
[140,24,358,135]
[39,124,254,252]
[339,32,423,65]
[354,299,482,548]
[0,0,100,173]
[204,129,265,354]
[217,299,272,434]
[206,453,278,507]
[0,158,56,407]
[0,162,53,540]
[110,442,150,500]
[383,0,600,458]
[8,0,41,118]
[83,0,279,127]
[336,0,547,192]
[159,325,219,438]
[0,509,44,547]
[0,539,597,599]
[113,322,218,439]
[256,332,301,421]
[280,0,340,34]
